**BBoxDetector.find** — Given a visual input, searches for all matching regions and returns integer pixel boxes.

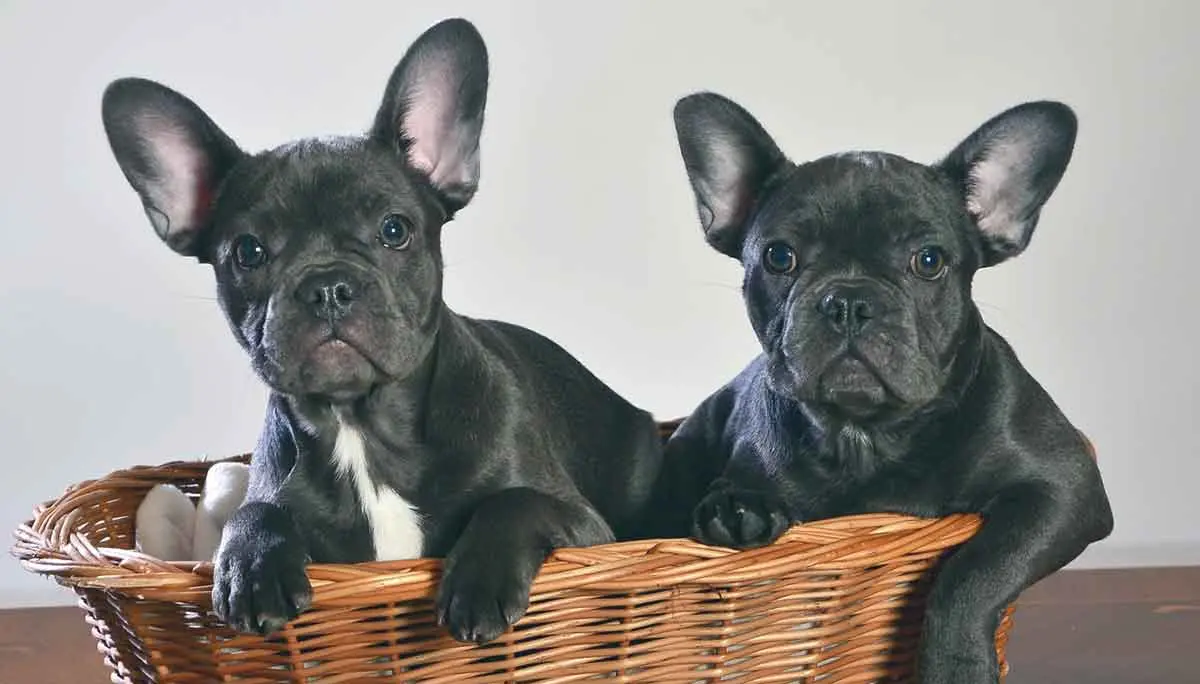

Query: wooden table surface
[2,566,1197,683]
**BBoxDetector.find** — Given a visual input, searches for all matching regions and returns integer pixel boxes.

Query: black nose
[817,283,875,336]
[296,270,361,320]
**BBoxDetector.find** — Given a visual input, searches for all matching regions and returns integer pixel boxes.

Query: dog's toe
[736,503,769,541]
[767,508,791,542]
[693,506,735,547]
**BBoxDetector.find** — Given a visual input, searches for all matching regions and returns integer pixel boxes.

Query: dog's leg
[212,500,312,635]
[212,403,313,635]
[919,481,1108,683]
[639,406,732,540]
[435,487,612,644]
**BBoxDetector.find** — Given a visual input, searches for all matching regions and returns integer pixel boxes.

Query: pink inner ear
[137,113,210,232]
[696,176,745,232]
[966,142,1032,243]
[697,130,754,231]
[399,58,477,192]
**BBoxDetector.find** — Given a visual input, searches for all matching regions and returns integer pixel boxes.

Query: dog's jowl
[647,93,1114,683]
[101,18,661,644]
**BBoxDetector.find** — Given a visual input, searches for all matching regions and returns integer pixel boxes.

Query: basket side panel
[124,599,228,683]
[78,588,157,683]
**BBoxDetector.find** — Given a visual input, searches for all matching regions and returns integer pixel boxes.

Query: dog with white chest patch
[101,18,662,644]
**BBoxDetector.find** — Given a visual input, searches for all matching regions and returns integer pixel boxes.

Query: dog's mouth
[289,332,383,402]
[309,337,365,364]
[308,329,389,369]
[815,354,893,418]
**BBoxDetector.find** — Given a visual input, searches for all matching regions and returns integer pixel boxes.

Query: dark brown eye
[763,242,798,275]
[910,246,948,280]
[232,235,268,269]
[379,213,413,250]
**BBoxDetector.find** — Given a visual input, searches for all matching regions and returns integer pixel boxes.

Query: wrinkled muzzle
[248,261,438,400]
[768,277,944,417]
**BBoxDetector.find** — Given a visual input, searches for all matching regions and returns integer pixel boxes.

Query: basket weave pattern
[13,423,1014,683]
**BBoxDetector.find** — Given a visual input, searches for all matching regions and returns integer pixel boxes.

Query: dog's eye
[911,246,948,280]
[762,242,798,275]
[379,213,414,250]
[232,235,268,270]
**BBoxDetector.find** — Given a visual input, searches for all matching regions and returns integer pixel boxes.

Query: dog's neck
[790,311,987,481]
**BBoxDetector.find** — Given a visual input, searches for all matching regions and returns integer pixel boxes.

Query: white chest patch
[331,420,424,560]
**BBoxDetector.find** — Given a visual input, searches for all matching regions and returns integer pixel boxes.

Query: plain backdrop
[1,0,1196,607]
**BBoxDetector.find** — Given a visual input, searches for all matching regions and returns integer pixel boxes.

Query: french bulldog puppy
[649,94,1113,682]
[101,18,661,644]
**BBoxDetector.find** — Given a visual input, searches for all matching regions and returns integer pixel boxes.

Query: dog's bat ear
[371,18,488,215]
[102,78,243,257]
[673,93,789,258]
[938,101,1077,267]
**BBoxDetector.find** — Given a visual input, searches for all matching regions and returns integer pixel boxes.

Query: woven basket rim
[11,445,985,605]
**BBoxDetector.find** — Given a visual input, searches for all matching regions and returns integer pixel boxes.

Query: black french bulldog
[100,18,661,644]
[647,94,1114,682]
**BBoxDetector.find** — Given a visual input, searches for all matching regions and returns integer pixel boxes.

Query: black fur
[645,93,1113,683]
[101,18,661,644]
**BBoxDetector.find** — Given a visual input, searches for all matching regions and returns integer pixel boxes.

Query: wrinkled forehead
[754,152,968,248]
[211,137,440,234]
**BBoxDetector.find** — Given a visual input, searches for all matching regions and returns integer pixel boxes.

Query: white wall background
[1,0,1196,607]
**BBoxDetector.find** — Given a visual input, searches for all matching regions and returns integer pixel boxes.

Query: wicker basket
[12,421,1016,683]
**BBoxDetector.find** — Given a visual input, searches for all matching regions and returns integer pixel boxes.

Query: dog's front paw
[692,487,791,549]
[212,537,311,636]
[435,546,538,644]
